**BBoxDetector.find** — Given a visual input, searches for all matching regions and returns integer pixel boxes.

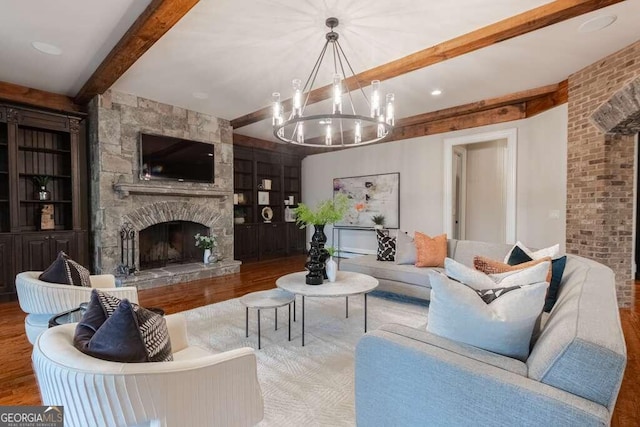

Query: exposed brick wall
[567,40,640,307]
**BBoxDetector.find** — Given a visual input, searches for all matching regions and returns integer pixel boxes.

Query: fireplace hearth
[139,221,208,269]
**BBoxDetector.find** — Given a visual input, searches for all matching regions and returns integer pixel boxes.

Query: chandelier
[272,17,395,148]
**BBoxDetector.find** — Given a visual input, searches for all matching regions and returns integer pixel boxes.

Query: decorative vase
[38,186,51,201]
[311,224,329,279]
[326,256,337,282]
[305,242,325,285]
[373,224,383,230]
[203,248,211,264]
[208,252,218,264]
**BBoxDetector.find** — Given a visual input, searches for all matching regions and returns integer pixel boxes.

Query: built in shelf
[113,181,232,198]
[20,199,72,204]
[18,146,70,155]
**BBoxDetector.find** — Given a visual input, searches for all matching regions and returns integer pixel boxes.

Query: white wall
[301,104,568,254]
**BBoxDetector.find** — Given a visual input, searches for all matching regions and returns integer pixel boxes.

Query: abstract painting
[333,172,400,228]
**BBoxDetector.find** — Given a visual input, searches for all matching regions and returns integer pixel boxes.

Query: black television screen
[140,133,214,183]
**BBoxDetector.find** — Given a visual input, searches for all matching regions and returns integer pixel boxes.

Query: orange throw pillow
[415,232,447,268]
[473,255,552,283]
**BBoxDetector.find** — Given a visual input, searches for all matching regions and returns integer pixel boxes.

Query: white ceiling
[0,1,639,142]
[0,0,152,95]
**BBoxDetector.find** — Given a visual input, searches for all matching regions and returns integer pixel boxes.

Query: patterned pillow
[74,289,173,363]
[474,285,523,304]
[473,255,552,283]
[39,251,91,287]
[376,230,395,261]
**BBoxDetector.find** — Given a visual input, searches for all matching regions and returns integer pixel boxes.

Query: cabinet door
[50,231,77,260]
[286,223,306,255]
[0,235,13,295]
[234,224,258,261]
[21,234,51,271]
[260,223,287,259]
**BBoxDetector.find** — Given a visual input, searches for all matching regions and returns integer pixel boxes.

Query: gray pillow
[427,272,547,361]
[394,231,416,265]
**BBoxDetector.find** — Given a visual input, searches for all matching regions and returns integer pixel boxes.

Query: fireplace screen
[139,221,208,269]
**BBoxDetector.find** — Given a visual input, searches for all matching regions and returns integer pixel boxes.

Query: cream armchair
[15,271,138,344]
[32,314,264,427]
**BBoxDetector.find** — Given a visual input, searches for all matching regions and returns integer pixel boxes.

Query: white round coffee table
[240,289,295,349]
[276,271,378,346]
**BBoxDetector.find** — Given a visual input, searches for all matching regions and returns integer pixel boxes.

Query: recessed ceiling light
[578,15,617,33]
[192,92,209,99]
[31,41,62,56]
[431,89,443,96]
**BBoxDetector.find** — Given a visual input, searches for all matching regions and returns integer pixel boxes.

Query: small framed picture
[258,191,270,205]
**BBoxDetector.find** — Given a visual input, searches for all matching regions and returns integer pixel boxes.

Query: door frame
[452,146,467,240]
[443,128,517,244]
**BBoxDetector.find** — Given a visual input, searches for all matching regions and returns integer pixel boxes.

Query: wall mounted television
[139,133,214,183]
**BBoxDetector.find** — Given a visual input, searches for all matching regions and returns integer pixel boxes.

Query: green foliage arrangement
[371,214,385,226]
[194,233,217,250]
[33,175,51,188]
[294,194,349,227]
[325,246,337,257]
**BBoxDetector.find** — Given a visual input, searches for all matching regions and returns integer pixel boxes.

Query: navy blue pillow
[74,290,172,363]
[507,245,567,312]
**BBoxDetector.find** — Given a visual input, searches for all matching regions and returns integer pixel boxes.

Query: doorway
[443,129,517,244]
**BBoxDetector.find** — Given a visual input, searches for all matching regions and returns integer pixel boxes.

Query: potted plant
[293,194,349,284]
[234,207,246,224]
[371,214,385,230]
[33,175,51,201]
[194,233,218,264]
[325,246,338,282]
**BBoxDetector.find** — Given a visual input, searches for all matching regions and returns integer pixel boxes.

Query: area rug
[181,292,428,426]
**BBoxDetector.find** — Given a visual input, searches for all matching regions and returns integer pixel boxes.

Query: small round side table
[239,288,296,349]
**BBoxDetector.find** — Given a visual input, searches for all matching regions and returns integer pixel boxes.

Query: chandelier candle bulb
[292,79,303,118]
[371,80,381,118]
[296,122,304,143]
[386,93,395,125]
[272,92,282,126]
[377,115,385,138]
[333,74,343,114]
[355,120,362,144]
[325,123,332,146]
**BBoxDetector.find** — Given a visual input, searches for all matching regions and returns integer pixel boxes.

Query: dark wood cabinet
[0,104,87,299]
[233,146,305,261]
[259,223,287,258]
[234,224,259,261]
[20,232,77,271]
[0,235,14,296]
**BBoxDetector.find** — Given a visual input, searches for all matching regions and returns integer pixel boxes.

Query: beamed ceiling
[0,0,638,146]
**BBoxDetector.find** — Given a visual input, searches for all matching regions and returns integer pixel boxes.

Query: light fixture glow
[431,89,443,96]
[272,18,394,148]
[31,41,62,56]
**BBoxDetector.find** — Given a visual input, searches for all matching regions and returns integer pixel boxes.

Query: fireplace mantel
[113,182,231,199]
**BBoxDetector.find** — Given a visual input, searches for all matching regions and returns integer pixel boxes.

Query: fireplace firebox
[139,221,208,269]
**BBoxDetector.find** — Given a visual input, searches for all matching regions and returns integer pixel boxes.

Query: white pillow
[394,231,416,265]
[444,257,550,290]
[504,241,560,263]
[427,272,548,360]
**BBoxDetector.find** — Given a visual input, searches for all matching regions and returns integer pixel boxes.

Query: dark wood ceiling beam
[525,80,568,117]
[0,80,81,113]
[232,133,317,156]
[74,0,200,105]
[231,0,622,129]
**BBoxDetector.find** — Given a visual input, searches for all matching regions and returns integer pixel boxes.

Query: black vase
[305,242,325,285]
[312,224,329,280]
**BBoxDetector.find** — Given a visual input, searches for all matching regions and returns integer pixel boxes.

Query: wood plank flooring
[0,255,638,425]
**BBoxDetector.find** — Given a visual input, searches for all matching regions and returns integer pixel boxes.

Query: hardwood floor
[0,255,638,425]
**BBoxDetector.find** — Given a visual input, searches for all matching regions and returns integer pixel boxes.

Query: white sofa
[32,313,264,427]
[15,271,138,344]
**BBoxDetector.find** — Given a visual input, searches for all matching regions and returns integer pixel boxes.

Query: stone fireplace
[88,89,240,288]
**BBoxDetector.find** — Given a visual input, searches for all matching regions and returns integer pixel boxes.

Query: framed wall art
[333,172,400,229]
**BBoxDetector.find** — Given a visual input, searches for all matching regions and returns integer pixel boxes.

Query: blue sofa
[353,240,627,426]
